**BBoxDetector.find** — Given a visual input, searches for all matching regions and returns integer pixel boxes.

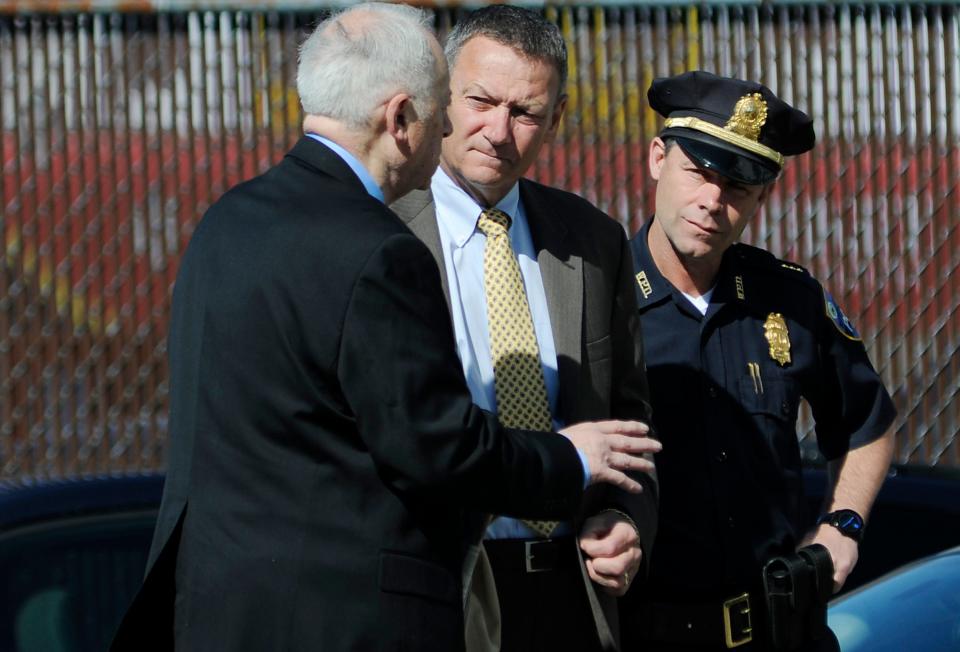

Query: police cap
[648,71,815,186]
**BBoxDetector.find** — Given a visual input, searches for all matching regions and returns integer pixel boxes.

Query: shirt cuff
[576,449,591,488]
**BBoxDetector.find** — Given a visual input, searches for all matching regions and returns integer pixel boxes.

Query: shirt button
[716,450,727,462]
[708,386,718,398]
[781,400,791,415]
[728,517,736,528]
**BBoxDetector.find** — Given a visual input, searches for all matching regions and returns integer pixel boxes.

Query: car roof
[0,473,164,532]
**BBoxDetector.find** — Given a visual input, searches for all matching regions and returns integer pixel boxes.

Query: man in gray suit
[392,6,656,651]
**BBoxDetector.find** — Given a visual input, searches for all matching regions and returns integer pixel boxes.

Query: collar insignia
[735,275,745,300]
[763,312,791,366]
[725,93,768,142]
[636,270,653,299]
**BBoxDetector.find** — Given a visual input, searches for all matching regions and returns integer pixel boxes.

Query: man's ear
[385,93,416,142]
[648,137,667,181]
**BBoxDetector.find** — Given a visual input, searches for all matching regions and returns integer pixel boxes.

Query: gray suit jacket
[392,179,657,651]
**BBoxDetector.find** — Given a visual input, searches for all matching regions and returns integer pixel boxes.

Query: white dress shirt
[431,167,572,539]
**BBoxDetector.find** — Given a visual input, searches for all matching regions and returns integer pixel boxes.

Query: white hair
[297,3,439,129]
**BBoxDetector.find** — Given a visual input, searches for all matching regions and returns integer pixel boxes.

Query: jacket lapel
[394,182,584,420]
[520,183,617,652]
[519,180,583,424]
[391,189,452,307]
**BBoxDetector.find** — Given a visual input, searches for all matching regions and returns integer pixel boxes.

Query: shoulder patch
[824,292,861,341]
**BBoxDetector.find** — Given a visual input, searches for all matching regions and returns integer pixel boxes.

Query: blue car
[0,466,957,652]
[0,474,163,652]
[804,464,960,593]
[829,545,960,651]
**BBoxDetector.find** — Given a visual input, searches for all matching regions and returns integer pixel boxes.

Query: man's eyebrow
[461,81,492,96]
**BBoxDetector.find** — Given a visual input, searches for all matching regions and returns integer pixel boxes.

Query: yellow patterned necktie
[478,208,558,538]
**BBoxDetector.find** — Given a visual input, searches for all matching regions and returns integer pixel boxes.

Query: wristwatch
[817,509,865,542]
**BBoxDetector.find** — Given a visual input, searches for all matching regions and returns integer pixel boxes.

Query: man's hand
[800,428,892,593]
[579,511,643,597]
[559,420,660,494]
[798,525,859,593]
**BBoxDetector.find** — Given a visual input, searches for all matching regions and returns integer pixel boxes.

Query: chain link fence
[1,2,958,481]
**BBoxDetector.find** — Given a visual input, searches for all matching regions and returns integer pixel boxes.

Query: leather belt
[483,537,577,573]
[638,592,758,649]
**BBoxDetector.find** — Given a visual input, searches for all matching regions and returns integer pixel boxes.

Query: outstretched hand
[559,420,659,494]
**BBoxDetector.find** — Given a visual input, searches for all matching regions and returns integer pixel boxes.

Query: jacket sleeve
[601,230,659,572]
[337,232,585,519]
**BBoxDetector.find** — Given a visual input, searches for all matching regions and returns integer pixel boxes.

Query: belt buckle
[722,592,752,648]
[524,539,552,573]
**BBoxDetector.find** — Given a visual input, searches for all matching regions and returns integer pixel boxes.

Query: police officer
[620,71,896,651]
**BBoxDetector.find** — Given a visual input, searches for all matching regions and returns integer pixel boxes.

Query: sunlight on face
[649,138,770,266]
[440,36,565,206]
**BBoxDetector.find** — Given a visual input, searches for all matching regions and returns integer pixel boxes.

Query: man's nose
[699,182,723,213]
[484,107,512,145]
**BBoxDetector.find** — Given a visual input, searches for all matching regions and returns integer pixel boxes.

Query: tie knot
[478,209,511,237]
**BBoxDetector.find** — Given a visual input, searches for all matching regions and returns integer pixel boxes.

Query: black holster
[762,544,834,651]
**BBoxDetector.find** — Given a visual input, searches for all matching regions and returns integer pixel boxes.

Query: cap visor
[663,129,780,186]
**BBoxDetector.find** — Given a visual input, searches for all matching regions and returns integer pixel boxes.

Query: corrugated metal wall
[1,2,958,480]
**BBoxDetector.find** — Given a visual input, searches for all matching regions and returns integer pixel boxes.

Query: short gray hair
[444,6,567,95]
[297,3,438,129]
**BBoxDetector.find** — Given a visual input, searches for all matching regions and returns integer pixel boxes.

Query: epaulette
[730,244,861,340]
[731,243,813,279]
[728,243,825,303]
[779,261,807,274]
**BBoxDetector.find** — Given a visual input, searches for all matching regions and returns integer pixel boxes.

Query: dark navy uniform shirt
[629,220,896,599]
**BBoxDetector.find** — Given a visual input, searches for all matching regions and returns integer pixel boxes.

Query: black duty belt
[483,537,578,574]
[636,544,834,651]
[638,591,758,649]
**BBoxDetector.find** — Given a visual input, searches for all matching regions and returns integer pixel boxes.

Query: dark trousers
[628,629,840,652]
[620,598,840,652]
[485,538,602,652]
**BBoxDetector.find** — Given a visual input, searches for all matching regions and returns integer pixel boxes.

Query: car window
[0,511,156,652]
[829,552,960,652]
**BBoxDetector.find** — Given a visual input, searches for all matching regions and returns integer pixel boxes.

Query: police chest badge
[764,313,791,366]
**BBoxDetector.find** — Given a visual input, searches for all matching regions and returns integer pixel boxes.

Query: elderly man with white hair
[109,5,659,651]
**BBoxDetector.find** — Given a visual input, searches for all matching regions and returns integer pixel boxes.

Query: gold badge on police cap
[725,93,768,142]
[763,313,791,366]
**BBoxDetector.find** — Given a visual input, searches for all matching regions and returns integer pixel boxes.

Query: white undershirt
[681,287,714,315]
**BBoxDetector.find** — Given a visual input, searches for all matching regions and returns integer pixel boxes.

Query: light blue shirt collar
[305,133,385,204]
[431,167,521,245]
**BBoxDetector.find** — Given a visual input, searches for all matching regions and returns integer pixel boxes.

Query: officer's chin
[678,237,727,261]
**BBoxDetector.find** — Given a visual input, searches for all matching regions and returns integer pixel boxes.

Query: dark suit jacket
[110,138,587,652]
[392,181,657,651]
